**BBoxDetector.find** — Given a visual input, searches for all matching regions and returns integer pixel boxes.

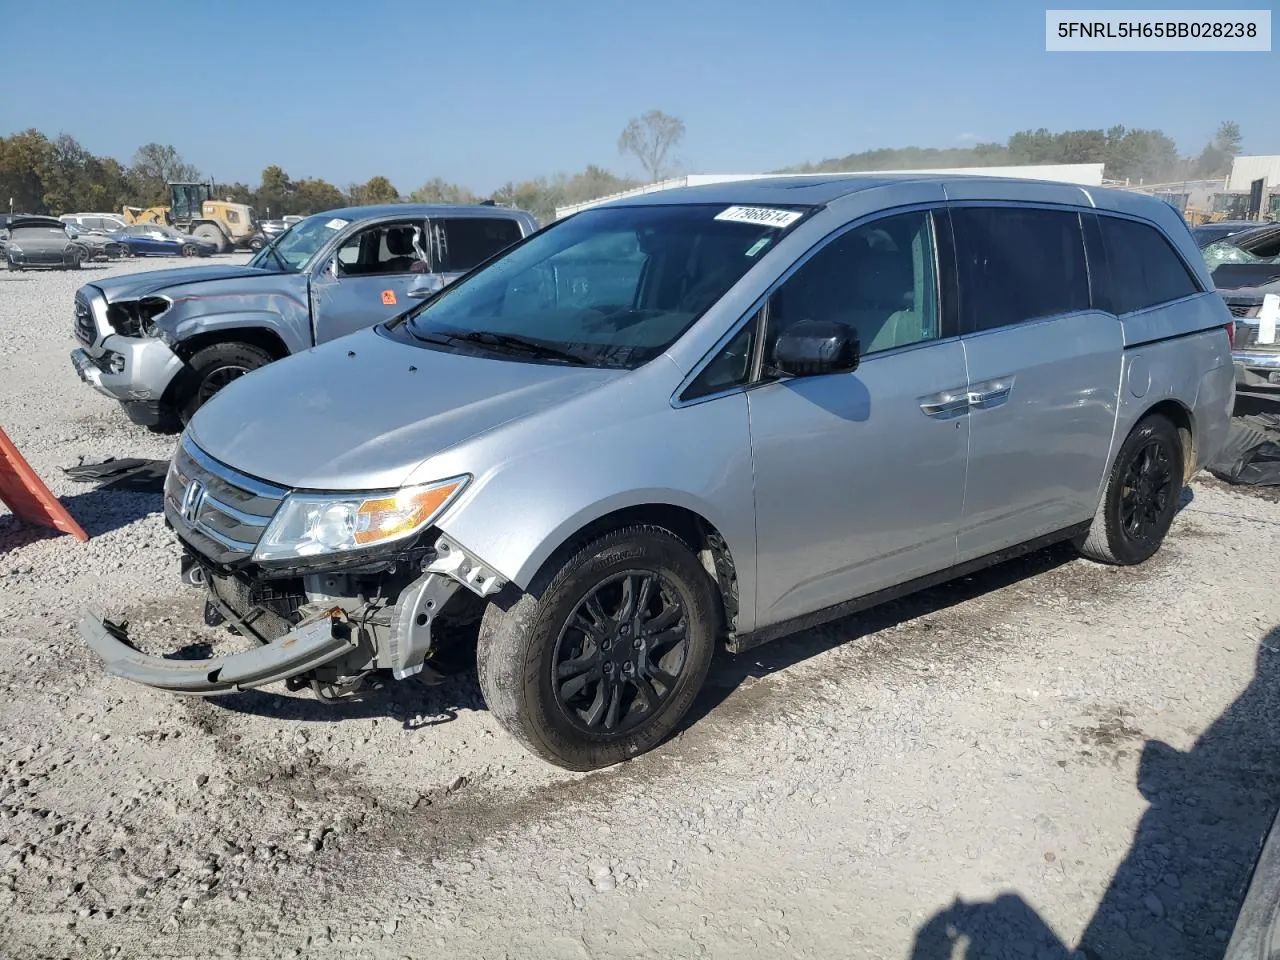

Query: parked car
[259,219,289,240]
[1189,220,1273,247]
[1223,808,1280,960]
[77,176,1234,770]
[64,223,124,262]
[5,216,85,271]
[1201,223,1280,290]
[112,223,219,258]
[61,212,130,235]
[69,203,538,428]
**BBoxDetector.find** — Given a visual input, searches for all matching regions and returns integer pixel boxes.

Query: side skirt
[728,522,1091,654]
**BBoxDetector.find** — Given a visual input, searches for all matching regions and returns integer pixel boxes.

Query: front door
[949,204,1123,561]
[748,209,970,629]
[311,219,431,343]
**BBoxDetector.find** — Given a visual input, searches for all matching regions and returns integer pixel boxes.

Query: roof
[591,173,1104,210]
[312,202,532,221]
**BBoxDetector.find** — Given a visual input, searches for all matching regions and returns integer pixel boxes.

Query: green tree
[409,177,478,204]
[348,175,399,205]
[0,129,54,213]
[255,164,294,217]
[293,178,347,214]
[618,110,685,182]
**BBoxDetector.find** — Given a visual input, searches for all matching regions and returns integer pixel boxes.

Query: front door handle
[919,390,970,419]
[967,376,1015,410]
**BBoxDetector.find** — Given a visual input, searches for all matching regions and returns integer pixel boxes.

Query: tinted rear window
[1099,216,1200,315]
[435,217,525,273]
[951,206,1090,332]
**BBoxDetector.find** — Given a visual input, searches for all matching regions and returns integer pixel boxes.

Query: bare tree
[618,111,686,182]
[129,143,201,205]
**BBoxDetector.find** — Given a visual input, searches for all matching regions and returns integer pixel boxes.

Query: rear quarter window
[1099,215,1200,315]
[434,217,525,273]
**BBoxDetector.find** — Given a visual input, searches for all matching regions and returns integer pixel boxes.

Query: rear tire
[178,341,275,422]
[477,525,720,771]
[1076,413,1184,565]
[181,243,198,257]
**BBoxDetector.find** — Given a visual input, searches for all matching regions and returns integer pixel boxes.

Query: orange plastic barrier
[0,427,89,543]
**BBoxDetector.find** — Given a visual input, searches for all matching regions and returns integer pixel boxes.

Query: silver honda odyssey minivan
[81,174,1235,770]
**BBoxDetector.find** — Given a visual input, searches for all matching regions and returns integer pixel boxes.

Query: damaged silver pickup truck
[80,175,1233,770]
[70,203,537,430]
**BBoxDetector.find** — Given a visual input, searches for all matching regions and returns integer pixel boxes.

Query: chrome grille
[73,291,96,346]
[164,436,287,564]
[1233,320,1278,351]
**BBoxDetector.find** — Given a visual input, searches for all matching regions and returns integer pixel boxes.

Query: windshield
[249,213,349,272]
[400,203,808,369]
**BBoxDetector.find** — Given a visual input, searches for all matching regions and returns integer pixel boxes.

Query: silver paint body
[70,205,539,407]
[186,175,1235,640]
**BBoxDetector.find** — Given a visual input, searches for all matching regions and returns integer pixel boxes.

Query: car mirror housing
[773,319,860,377]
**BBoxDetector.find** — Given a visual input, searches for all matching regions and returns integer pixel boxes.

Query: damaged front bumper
[78,604,360,694]
[78,533,508,698]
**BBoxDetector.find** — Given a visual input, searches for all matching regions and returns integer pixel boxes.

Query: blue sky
[3,0,1275,193]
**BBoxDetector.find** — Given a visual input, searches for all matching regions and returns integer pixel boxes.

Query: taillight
[1225,321,1235,346]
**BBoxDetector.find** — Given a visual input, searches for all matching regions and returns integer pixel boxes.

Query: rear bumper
[78,605,358,694]
[1235,354,1280,393]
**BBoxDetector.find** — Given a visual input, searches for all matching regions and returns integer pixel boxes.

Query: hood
[1221,278,1280,303]
[90,264,277,300]
[187,326,623,490]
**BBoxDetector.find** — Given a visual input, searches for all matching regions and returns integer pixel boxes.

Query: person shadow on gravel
[910,626,1280,960]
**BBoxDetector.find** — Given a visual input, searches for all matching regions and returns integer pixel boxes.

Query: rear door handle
[919,390,971,419]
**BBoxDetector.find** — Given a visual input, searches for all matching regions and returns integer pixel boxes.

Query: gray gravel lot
[1,256,1278,959]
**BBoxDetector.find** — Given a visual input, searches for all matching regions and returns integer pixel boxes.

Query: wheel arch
[1140,397,1196,482]
[503,500,743,643]
[172,325,291,363]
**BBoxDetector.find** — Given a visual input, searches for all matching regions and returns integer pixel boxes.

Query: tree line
[785,122,1244,185]
[0,116,1246,228]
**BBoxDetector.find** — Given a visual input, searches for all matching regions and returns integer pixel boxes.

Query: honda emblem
[181,479,206,524]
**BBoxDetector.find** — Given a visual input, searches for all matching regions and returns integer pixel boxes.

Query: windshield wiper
[256,232,289,272]
[424,327,593,363]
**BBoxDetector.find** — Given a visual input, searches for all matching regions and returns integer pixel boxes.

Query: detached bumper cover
[79,605,357,694]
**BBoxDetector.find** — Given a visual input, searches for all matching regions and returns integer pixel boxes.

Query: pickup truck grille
[1228,302,1255,318]
[164,436,288,565]
[73,291,96,346]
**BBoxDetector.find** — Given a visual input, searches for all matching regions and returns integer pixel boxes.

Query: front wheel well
[529,504,741,640]
[1140,399,1196,482]
[173,327,290,363]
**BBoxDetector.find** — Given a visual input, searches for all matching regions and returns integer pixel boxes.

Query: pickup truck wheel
[179,341,274,422]
[477,525,720,771]
[1076,413,1184,565]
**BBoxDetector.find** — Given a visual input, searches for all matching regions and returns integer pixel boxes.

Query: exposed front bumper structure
[70,335,183,403]
[78,604,359,695]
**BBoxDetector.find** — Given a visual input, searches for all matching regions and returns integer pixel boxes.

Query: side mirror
[773,319,860,377]
[407,273,446,300]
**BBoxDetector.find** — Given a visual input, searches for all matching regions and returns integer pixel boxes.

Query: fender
[426,373,761,633]
[160,307,313,356]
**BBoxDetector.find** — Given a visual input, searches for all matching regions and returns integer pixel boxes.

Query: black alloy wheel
[551,570,689,735]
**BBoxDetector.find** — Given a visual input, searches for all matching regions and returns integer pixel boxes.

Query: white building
[553,163,1107,220]
[1227,155,1280,193]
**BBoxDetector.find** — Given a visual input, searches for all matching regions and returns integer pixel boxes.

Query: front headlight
[252,476,469,562]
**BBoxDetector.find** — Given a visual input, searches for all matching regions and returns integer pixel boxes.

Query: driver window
[765,210,939,359]
[335,221,429,277]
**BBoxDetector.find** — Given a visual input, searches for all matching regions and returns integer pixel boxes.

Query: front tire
[1076,413,1184,565]
[178,341,274,422]
[477,525,720,771]
[192,224,228,254]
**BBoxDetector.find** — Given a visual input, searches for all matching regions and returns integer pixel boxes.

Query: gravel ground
[1,257,1279,960]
